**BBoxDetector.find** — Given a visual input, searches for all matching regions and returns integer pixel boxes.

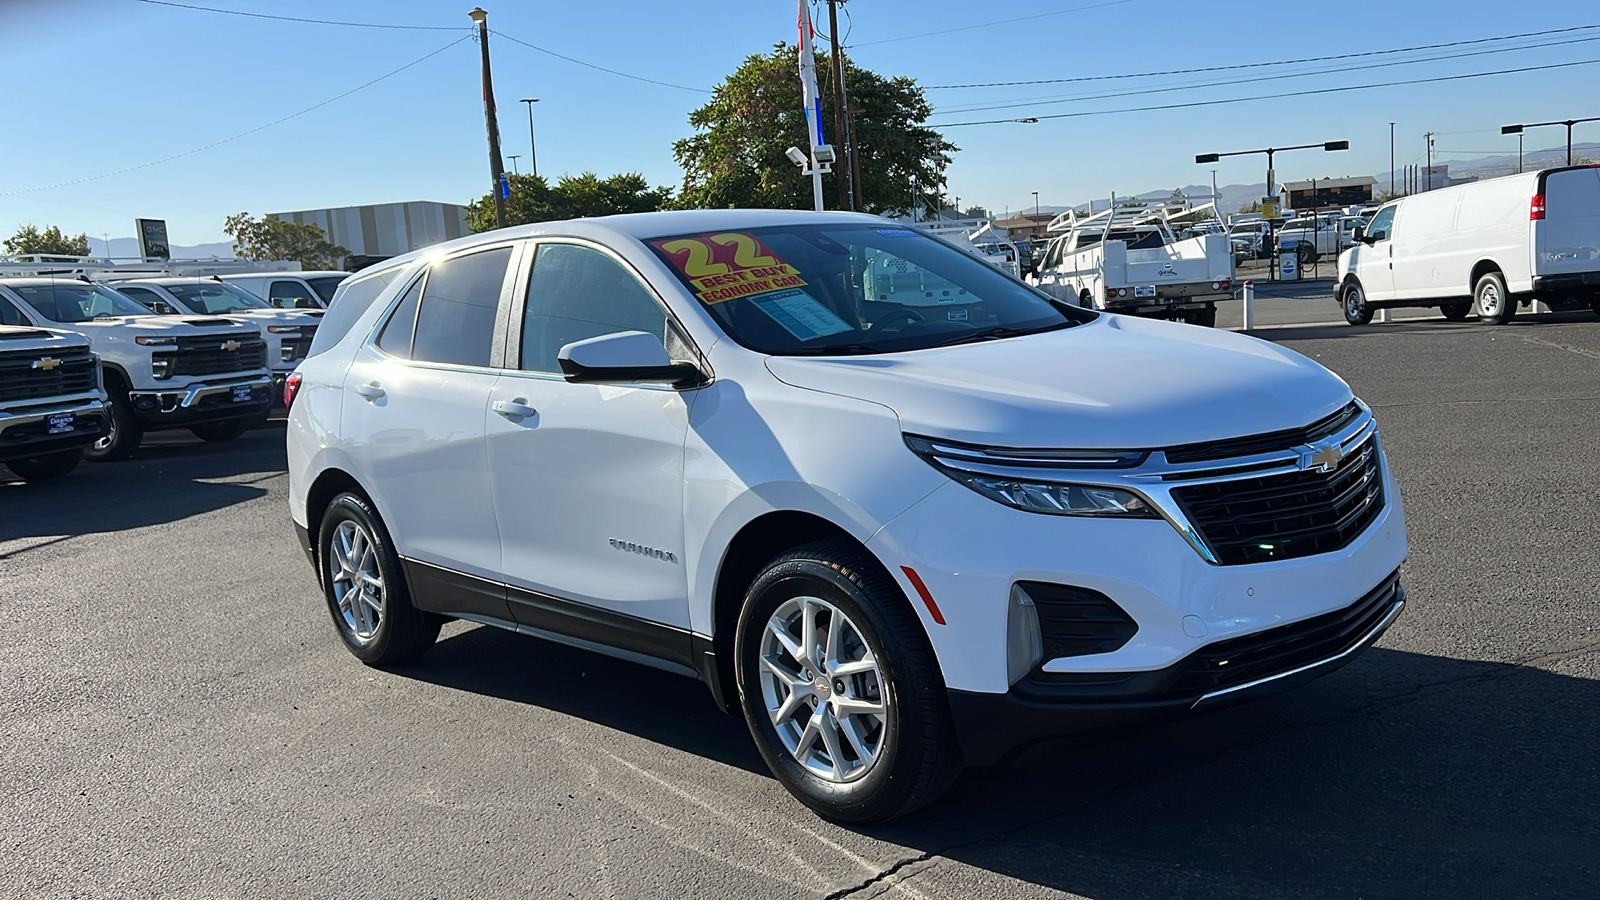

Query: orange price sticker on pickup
[652,231,808,304]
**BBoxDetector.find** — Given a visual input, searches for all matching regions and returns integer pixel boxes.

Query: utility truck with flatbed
[1030,201,1234,327]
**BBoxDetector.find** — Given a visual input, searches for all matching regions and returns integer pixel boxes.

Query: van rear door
[1537,167,1600,278]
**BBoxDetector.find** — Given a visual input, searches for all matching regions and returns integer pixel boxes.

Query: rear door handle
[355,382,385,401]
[493,399,537,419]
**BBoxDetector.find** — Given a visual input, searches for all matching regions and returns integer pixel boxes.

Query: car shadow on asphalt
[399,623,767,776]
[0,421,285,543]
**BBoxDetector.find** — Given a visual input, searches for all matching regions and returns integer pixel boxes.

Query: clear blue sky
[2,0,1595,247]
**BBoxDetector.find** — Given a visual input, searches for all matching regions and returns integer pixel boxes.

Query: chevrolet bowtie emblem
[221,340,240,352]
[32,357,62,370]
[1302,440,1344,473]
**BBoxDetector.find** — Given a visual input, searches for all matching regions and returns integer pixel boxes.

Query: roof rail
[0,256,302,279]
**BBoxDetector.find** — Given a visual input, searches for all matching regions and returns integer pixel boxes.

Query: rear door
[1537,167,1600,278]
[339,243,518,617]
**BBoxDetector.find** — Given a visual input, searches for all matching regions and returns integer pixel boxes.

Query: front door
[1352,206,1397,301]
[486,240,695,632]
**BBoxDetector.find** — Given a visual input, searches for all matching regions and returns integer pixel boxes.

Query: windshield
[9,283,150,322]
[647,223,1085,356]
[303,275,346,304]
[163,282,272,314]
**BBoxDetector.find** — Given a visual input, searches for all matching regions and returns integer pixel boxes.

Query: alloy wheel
[759,595,889,783]
[328,519,385,643]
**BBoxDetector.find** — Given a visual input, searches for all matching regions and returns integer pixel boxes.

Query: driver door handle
[493,399,537,419]
[355,382,385,401]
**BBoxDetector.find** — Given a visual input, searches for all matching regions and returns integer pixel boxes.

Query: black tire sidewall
[317,493,426,665]
[1441,301,1471,321]
[735,555,922,822]
[1343,283,1373,325]
[85,390,142,462]
[4,448,83,480]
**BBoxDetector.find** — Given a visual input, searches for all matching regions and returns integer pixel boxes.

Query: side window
[308,268,400,358]
[376,276,424,359]
[1367,207,1395,242]
[0,294,28,326]
[268,280,315,309]
[410,246,512,368]
[519,243,669,374]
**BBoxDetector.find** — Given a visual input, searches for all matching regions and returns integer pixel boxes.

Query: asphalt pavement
[3,312,1598,899]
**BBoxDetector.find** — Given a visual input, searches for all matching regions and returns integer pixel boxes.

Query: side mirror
[1352,225,1367,243]
[557,330,704,388]
[294,297,319,309]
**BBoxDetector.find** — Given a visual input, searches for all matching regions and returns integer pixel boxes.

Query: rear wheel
[5,449,84,481]
[1440,301,1471,321]
[1342,282,1373,326]
[190,418,252,443]
[1186,307,1217,328]
[84,386,142,462]
[1475,271,1516,325]
[735,540,961,823]
[317,492,440,666]
[1298,242,1318,266]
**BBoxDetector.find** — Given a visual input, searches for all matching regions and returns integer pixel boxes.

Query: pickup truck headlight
[266,325,300,334]
[135,335,177,345]
[905,435,1158,518]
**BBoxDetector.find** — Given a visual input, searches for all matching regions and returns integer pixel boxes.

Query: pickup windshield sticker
[652,231,809,304]
[748,289,853,341]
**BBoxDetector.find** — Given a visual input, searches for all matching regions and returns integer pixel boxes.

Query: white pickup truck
[1029,203,1234,327]
[0,278,273,460]
[0,324,109,480]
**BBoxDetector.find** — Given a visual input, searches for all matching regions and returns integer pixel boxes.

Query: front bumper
[948,576,1404,764]
[127,376,273,429]
[0,397,110,462]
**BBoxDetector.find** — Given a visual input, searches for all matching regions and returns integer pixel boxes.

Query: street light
[1032,190,1040,217]
[507,154,520,175]
[1195,140,1349,213]
[1502,117,1600,166]
[520,97,541,178]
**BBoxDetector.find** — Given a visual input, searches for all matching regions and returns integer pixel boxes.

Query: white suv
[287,211,1408,822]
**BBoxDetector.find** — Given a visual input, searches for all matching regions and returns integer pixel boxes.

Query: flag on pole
[797,0,824,150]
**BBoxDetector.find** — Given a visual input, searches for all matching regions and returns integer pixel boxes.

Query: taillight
[283,371,303,408]
[1531,194,1546,220]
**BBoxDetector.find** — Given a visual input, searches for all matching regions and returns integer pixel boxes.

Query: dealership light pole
[507,154,520,174]
[1196,140,1349,214]
[1502,116,1600,166]
[469,7,507,229]
[1389,122,1395,200]
[520,98,540,178]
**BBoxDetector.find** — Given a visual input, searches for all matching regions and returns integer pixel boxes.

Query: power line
[490,30,711,93]
[931,58,1600,127]
[853,0,1146,48]
[2,36,472,196]
[134,0,465,31]
[921,22,1600,89]
[933,32,1600,115]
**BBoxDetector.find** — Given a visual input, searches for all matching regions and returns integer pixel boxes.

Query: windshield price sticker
[653,232,809,304]
[749,289,853,341]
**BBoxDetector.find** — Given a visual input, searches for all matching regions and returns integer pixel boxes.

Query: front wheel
[1589,296,1600,317]
[5,448,84,481]
[318,492,440,666]
[1342,282,1374,326]
[735,541,961,823]
[84,389,143,462]
[1475,271,1516,325]
[1440,301,1471,321]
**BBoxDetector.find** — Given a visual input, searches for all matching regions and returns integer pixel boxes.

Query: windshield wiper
[928,321,1073,348]
[782,342,886,356]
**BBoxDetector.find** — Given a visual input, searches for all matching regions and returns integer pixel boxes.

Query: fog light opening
[1006,584,1044,685]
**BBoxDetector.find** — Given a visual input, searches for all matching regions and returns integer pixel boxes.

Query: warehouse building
[269,200,470,269]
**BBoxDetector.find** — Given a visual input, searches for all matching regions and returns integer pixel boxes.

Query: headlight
[948,472,1157,517]
[135,335,177,345]
[267,325,300,334]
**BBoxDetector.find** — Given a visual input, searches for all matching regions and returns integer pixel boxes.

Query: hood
[218,309,322,326]
[764,315,1351,449]
[75,315,258,337]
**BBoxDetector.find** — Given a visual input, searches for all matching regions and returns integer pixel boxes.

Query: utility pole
[1518,132,1524,173]
[469,7,507,228]
[520,98,540,178]
[1388,122,1395,200]
[1425,132,1434,192]
[825,0,850,210]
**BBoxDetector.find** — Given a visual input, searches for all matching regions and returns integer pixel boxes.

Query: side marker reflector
[900,566,946,625]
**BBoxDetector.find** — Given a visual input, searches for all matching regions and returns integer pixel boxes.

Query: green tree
[223,213,349,269]
[673,43,955,216]
[465,171,673,232]
[4,224,90,259]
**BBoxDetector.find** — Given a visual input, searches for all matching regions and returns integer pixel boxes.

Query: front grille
[1163,571,1401,699]
[1020,582,1139,662]
[169,334,267,376]
[1172,435,1384,565]
[0,346,97,403]
[1165,401,1362,464]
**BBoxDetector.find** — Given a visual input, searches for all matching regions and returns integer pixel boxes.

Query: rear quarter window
[306,268,403,358]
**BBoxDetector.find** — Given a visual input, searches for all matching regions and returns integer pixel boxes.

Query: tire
[1589,296,1600,317]
[1342,281,1374,326]
[84,385,143,462]
[190,418,252,443]
[1298,242,1317,266]
[5,448,84,481]
[1474,271,1516,325]
[317,492,440,666]
[1440,301,1471,321]
[1187,306,1217,328]
[735,540,961,823]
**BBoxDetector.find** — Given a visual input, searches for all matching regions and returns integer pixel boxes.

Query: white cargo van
[1337,165,1600,325]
